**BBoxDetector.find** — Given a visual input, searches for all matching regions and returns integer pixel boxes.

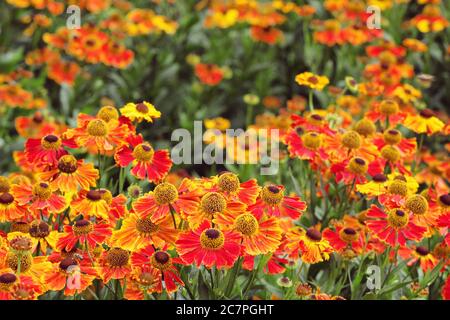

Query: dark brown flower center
[415,246,429,256]
[268,185,280,194]
[311,114,322,121]
[395,210,405,217]
[29,221,50,238]
[59,258,78,271]
[0,273,17,284]
[86,190,102,201]
[439,194,450,206]
[306,228,322,241]
[136,103,148,113]
[354,158,365,165]
[419,109,435,118]
[0,192,14,204]
[205,229,220,239]
[154,251,169,264]
[343,228,356,235]
[372,173,387,182]
[44,134,59,143]
[75,219,90,227]
[33,113,44,123]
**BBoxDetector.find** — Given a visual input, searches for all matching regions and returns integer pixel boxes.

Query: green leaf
[0,48,23,73]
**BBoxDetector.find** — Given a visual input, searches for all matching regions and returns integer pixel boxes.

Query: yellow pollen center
[341,131,361,149]
[218,173,240,193]
[97,106,119,122]
[261,185,284,206]
[6,252,32,273]
[383,129,402,145]
[132,144,154,162]
[106,248,129,267]
[348,157,368,175]
[41,134,61,150]
[32,182,52,200]
[87,119,108,137]
[354,119,376,137]
[381,145,400,162]
[201,192,226,215]
[380,100,399,115]
[302,132,322,150]
[153,183,178,205]
[387,209,409,228]
[73,219,94,235]
[200,228,225,249]
[235,213,258,236]
[136,217,159,234]
[388,180,408,196]
[405,195,428,215]
[339,228,358,243]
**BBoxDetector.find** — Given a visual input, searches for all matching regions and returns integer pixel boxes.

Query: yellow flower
[204,117,231,131]
[295,72,329,91]
[120,101,161,123]
[404,109,444,135]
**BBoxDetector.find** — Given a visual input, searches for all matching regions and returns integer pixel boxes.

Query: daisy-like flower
[365,99,406,127]
[119,101,161,123]
[0,191,29,222]
[114,134,172,182]
[249,184,307,220]
[97,247,132,283]
[38,154,99,194]
[131,245,184,293]
[124,265,160,300]
[215,211,282,256]
[194,63,224,86]
[295,72,329,91]
[398,245,438,272]
[12,181,67,217]
[207,173,260,206]
[111,213,178,251]
[183,190,246,229]
[56,219,112,252]
[331,157,370,185]
[28,220,59,255]
[284,129,329,162]
[365,205,426,246]
[250,26,283,45]
[64,114,129,155]
[176,220,241,269]
[356,173,389,197]
[285,227,334,264]
[404,108,445,135]
[70,189,110,220]
[323,224,364,255]
[24,133,76,169]
[132,179,200,222]
[44,255,97,296]
[0,273,43,300]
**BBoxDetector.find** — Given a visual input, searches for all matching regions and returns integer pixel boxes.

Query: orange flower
[194,63,224,86]
[249,185,307,220]
[38,154,99,194]
[215,211,282,255]
[12,181,67,217]
[176,220,241,269]
[398,245,438,272]
[131,245,184,293]
[97,247,132,283]
[64,113,129,155]
[132,179,200,223]
[250,26,283,45]
[0,273,42,300]
[111,213,178,251]
[24,133,76,169]
[44,255,96,296]
[285,227,334,264]
[0,192,29,222]
[114,134,172,182]
[57,219,112,252]
[70,189,110,220]
[366,205,426,246]
[47,59,80,86]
